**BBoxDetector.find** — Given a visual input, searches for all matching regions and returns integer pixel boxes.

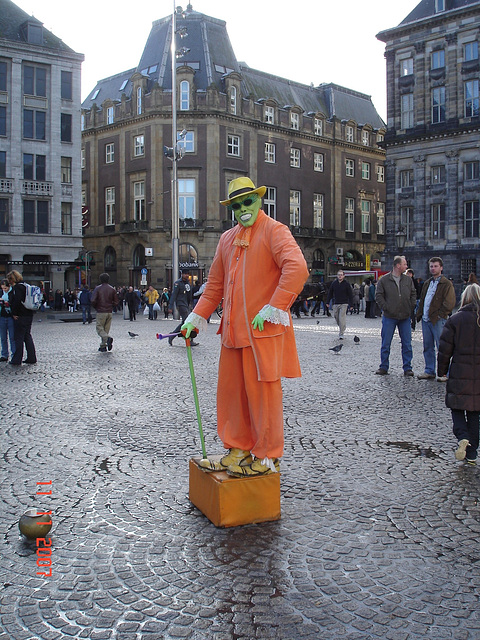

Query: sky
[13,0,420,121]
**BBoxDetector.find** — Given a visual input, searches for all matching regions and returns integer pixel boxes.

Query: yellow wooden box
[189,457,281,528]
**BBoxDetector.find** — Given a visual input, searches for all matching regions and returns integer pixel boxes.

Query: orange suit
[193,210,308,458]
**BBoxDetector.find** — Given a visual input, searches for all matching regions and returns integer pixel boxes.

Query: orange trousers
[217,345,284,459]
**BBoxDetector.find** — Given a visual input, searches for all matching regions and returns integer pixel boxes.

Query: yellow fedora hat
[220,177,266,206]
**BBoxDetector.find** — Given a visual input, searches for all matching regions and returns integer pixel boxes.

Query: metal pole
[85,252,88,287]
[171,0,180,300]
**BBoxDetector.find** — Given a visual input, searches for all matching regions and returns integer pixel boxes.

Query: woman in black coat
[437,283,480,465]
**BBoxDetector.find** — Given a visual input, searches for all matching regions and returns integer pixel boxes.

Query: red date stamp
[36,481,53,578]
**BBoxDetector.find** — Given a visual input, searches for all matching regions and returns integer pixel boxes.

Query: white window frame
[345,158,355,177]
[105,187,115,225]
[346,125,354,143]
[377,202,385,235]
[178,178,196,221]
[290,190,300,226]
[229,86,237,115]
[435,0,445,13]
[361,162,371,180]
[290,112,299,130]
[362,130,369,146]
[314,153,324,172]
[345,197,355,232]
[290,148,300,168]
[227,134,240,157]
[134,181,145,221]
[265,142,276,164]
[313,193,324,229]
[401,58,413,76]
[376,165,385,182]
[264,186,276,219]
[177,130,194,153]
[180,80,189,111]
[314,118,323,136]
[361,200,371,233]
[107,106,114,124]
[401,93,414,129]
[264,106,274,124]
[105,143,114,164]
[134,135,145,157]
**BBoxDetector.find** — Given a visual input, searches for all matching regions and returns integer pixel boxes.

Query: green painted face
[229,193,262,227]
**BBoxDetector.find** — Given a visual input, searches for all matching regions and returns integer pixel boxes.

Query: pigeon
[128,331,139,338]
[354,335,360,344]
[329,344,343,354]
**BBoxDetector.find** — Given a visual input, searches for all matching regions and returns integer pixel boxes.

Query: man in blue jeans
[416,257,455,381]
[375,256,417,376]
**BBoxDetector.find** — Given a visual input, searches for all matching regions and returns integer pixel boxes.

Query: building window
[0,106,6,136]
[24,65,46,97]
[431,165,446,184]
[0,151,5,178]
[134,181,145,221]
[290,190,300,225]
[290,148,300,168]
[264,186,276,219]
[362,130,369,146]
[61,157,72,183]
[464,201,479,238]
[23,109,46,140]
[465,80,479,117]
[290,112,299,130]
[432,87,446,124]
[400,206,414,240]
[61,202,72,235]
[345,198,355,232]
[377,202,385,235]
[105,187,115,225]
[107,106,114,124]
[465,161,479,181]
[23,200,48,234]
[401,94,414,129]
[345,158,355,177]
[346,125,354,143]
[435,0,445,12]
[431,203,445,239]
[465,42,479,62]
[361,162,371,180]
[361,200,371,233]
[431,49,445,70]
[178,178,195,222]
[401,58,413,76]
[314,118,323,136]
[227,134,240,157]
[314,153,324,172]
[0,199,8,232]
[376,132,384,144]
[61,113,72,142]
[265,142,276,163]
[177,130,194,152]
[81,148,85,169]
[313,193,324,229]
[0,61,7,91]
[61,71,72,100]
[264,106,274,124]
[376,165,385,182]
[400,169,414,188]
[134,135,145,157]
[229,86,237,115]
[180,80,189,111]
[23,154,46,181]
[137,86,142,115]
[105,143,115,164]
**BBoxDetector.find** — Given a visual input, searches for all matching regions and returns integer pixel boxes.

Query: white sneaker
[437,376,448,382]
[455,439,470,461]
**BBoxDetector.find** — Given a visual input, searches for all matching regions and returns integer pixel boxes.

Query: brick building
[81,4,386,289]
[377,0,480,285]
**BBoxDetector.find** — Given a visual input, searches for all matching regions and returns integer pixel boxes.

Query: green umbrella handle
[185,337,207,459]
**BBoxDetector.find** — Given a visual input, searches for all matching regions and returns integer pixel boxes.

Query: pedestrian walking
[416,257,455,381]
[437,283,480,465]
[374,256,416,376]
[6,270,37,366]
[124,286,137,321]
[169,270,198,346]
[78,284,93,324]
[0,279,15,362]
[327,270,353,339]
[91,273,119,352]
[145,285,159,320]
[160,288,170,318]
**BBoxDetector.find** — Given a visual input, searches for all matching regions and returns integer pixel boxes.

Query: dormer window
[290,112,299,130]
[314,118,323,136]
[180,80,189,110]
[229,86,237,115]
[435,0,445,13]
[264,105,274,124]
[137,87,142,115]
[21,21,43,45]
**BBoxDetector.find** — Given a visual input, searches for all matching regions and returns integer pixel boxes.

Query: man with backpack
[6,270,37,366]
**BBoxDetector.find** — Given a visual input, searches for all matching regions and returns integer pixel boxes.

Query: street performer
[182,177,308,477]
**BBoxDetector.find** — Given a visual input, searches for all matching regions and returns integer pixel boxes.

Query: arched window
[179,243,197,263]
[104,246,117,270]
[180,80,189,111]
[312,249,325,270]
[133,244,146,267]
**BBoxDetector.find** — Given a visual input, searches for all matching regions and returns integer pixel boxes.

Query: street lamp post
[84,250,98,288]
[171,0,180,292]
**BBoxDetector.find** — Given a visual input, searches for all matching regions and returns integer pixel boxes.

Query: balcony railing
[0,178,13,193]
[22,181,53,197]
[120,220,150,232]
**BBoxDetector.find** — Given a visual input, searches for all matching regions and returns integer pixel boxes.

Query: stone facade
[377,0,480,286]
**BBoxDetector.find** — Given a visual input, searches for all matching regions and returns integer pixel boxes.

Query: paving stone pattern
[1,311,479,640]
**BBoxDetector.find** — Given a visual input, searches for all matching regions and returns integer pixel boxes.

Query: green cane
[185,336,207,459]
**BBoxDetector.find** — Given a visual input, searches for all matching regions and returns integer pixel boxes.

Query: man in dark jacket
[327,270,353,339]
[6,270,37,366]
[78,285,92,324]
[168,270,198,346]
[375,256,417,376]
[416,257,456,381]
[91,273,119,352]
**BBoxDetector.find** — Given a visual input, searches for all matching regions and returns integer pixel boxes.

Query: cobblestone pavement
[1,309,479,640]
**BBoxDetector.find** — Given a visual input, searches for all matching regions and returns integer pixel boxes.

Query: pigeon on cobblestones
[329,344,343,354]
[354,335,360,344]
[128,331,139,338]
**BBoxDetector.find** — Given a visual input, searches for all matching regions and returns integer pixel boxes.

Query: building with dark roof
[81,4,386,289]
[377,0,480,284]
[0,0,84,292]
